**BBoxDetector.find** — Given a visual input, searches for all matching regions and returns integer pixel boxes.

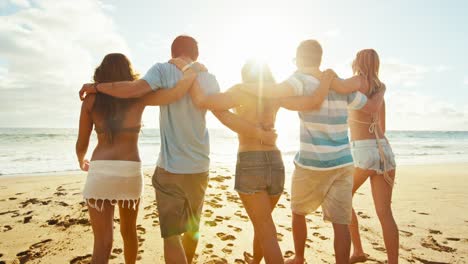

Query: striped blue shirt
[287,72,368,170]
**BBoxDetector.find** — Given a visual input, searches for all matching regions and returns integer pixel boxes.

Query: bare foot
[349,254,367,263]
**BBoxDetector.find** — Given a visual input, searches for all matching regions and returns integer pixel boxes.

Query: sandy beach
[0,163,467,264]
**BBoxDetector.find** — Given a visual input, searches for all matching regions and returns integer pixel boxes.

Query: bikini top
[94,125,141,134]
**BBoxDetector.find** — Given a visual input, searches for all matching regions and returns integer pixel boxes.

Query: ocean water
[0,128,467,175]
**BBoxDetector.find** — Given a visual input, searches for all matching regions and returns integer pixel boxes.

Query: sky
[0,0,467,130]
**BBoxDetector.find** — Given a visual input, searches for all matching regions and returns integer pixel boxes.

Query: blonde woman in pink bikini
[332,49,398,264]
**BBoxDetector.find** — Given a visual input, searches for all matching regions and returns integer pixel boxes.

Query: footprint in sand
[399,230,413,237]
[234,211,249,221]
[216,232,236,241]
[0,210,19,216]
[277,233,284,241]
[23,216,32,223]
[429,229,442,235]
[373,246,386,252]
[283,250,295,258]
[8,197,17,200]
[357,211,371,219]
[206,243,214,248]
[70,254,92,264]
[446,237,460,241]
[418,212,430,215]
[234,259,246,264]
[206,256,228,264]
[136,225,146,234]
[421,236,456,252]
[222,247,232,254]
[112,248,123,254]
[205,220,217,227]
[16,239,52,263]
[2,225,12,232]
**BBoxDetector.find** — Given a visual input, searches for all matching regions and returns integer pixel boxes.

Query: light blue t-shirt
[142,63,220,174]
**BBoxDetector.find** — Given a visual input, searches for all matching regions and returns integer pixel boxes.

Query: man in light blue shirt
[80,35,275,263]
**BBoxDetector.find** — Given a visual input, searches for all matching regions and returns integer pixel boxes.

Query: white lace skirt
[83,160,143,212]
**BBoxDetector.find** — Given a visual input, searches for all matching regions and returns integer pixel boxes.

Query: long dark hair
[92,53,139,143]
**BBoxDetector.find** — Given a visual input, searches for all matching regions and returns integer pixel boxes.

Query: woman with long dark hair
[75,53,196,263]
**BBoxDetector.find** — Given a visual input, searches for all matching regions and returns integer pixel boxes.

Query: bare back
[234,92,280,152]
[85,95,145,161]
[349,79,386,141]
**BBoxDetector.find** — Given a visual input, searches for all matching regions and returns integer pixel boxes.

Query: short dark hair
[171,35,199,60]
[296,40,323,67]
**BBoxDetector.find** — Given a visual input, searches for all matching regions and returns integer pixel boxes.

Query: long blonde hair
[352,49,385,96]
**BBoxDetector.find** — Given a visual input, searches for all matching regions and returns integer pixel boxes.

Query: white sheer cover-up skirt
[82,160,143,212]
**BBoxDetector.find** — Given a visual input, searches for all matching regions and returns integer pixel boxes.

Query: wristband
[182,62,195,72]
[94,83,99,93]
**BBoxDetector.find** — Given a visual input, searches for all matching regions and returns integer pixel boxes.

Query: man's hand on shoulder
[321,69,337,81]
[79,83,97,101]
[169,58,208,73]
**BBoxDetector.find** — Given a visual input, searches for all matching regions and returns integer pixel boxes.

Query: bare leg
[285,212,307,264]
[164,235,188,264]
[182,231,198,264]
[245,195,281,264]
[88,200,115,264]
[239,191,284,264]
[370,170,398,264]
[349,168,372,263]
[333,223,351,264]
[118,200,140,264]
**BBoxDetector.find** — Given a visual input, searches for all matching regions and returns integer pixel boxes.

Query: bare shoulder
[354,75,369,94]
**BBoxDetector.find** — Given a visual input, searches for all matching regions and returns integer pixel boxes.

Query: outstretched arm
[80,79,152,100]
[330,75,362,94]
[75,95,94,171]
[237,82,296,98]
[212,110,277,145]
[139,70,197,106]
[279,70,334,111]
[191,83,245,110]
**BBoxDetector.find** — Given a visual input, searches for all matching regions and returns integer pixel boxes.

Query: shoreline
[2,160,467,178]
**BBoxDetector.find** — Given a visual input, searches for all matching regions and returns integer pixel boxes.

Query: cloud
[8,0,30,8]
[385,90,468,130]
[380,59,428,87]
[0,0,129,127]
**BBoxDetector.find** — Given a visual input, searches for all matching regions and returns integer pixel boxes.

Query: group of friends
[76,35,399,264]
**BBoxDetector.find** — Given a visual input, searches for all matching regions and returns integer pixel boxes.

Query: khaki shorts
[152,167,208,238]
[291,164,354,225]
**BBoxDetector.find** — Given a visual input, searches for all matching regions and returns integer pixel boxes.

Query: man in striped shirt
[240,40,380,264]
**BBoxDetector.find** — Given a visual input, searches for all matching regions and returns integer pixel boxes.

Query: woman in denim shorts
[185,59,285,263]
[233,61,285,264]
[332,49,398,264]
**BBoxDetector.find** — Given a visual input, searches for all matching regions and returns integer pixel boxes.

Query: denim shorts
[350,139,396,174]
[235,150,285,196]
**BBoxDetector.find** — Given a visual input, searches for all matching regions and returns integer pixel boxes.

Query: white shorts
[83,160,143,211]
[350,139,396,174]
